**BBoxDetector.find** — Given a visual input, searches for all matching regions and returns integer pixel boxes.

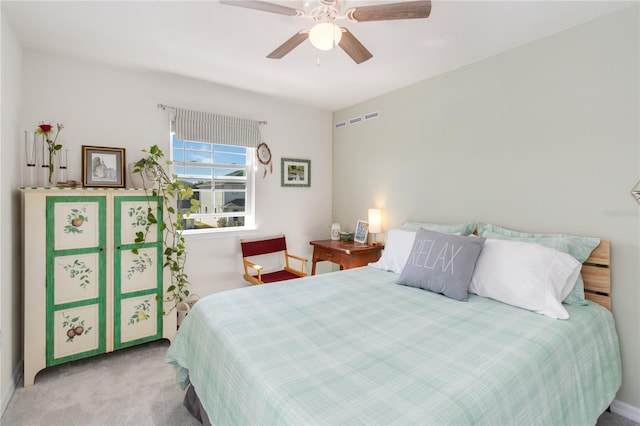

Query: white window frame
[170,134,256,235]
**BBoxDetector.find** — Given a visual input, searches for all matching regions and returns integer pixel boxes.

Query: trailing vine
[132,145,199,314]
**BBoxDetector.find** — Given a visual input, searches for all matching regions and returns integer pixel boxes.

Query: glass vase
[58,149,68,184]
[24,131,37,187]
[38,134,50,187]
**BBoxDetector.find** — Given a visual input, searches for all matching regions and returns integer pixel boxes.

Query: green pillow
[477,224,600,305]
[402,221,476,236]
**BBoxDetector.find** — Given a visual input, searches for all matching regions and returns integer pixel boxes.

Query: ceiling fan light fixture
[309,22,342,51]
[221,0,432,64]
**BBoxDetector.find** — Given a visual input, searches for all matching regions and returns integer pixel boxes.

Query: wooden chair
[240,235,308,284]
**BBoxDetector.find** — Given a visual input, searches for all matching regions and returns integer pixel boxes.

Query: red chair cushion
[252,270,301,284]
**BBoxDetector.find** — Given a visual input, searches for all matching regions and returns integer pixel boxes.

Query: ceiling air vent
[335,112,380,129]
[364,111,380,120]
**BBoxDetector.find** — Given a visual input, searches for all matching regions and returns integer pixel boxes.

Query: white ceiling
[2,0,634,111]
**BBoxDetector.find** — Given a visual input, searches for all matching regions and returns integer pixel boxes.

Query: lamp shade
[368,208,382,234]
[309,22,342,51]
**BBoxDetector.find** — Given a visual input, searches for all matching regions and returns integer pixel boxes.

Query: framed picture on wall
[281,158,311,187]
[354,220,369,244]
[82,146,126,188]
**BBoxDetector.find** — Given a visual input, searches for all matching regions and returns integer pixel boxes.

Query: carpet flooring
[1,339,638,426]
[2,340,198,426]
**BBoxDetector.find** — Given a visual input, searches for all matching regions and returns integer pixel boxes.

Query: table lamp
[368,208,382,246]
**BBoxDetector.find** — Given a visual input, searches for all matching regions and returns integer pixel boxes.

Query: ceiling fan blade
[338,29,373,64]
[219,0,301,16]
[348,0,431,22]
[267,32,309,59]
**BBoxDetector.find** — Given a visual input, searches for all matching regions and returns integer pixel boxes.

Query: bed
[166,225,621,425]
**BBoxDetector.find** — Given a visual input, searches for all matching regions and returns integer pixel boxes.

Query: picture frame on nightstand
[354,220,369,244]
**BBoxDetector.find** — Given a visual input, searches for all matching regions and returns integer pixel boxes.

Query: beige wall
[333,5,640,412]
[1,12,24,414]
[18,50,334,296]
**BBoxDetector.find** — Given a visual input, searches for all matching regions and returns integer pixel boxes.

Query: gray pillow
[397,228,486,301]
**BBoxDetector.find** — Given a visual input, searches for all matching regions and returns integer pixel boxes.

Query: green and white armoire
[22,188,177,386]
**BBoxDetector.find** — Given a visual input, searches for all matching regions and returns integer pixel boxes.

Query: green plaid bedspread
[166,267,621,425]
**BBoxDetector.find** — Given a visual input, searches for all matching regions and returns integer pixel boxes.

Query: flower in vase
[36,122,64,184]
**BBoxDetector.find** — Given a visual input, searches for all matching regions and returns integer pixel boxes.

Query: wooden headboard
[582,240,611,310]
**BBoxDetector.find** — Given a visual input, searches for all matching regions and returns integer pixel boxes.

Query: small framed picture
[354,220,369,244]
[82,146,126,188]
[281,158,311,187]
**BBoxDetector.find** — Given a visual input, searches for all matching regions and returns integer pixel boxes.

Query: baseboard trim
[1,359,23,416]
[611,399,640,423]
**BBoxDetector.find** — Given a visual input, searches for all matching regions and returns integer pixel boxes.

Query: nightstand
[309,240,383,275]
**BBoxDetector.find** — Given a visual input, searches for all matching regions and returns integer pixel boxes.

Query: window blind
[173,107,261,147]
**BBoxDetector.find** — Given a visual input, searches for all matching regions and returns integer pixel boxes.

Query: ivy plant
[132,145,199,314]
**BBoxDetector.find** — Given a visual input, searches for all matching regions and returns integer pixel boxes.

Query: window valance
[173,107,261,148]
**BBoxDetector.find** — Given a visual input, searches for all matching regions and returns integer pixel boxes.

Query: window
[171,135,255,232]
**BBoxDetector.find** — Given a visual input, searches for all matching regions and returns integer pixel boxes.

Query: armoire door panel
[53,252,101,304]
[51,200,102,250]
[50,303,104,363]
[117,199,159,245]
[118,294,161,346]
[119,247,159,293]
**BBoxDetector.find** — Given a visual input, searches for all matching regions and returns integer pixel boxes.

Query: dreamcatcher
[257,142,273,178]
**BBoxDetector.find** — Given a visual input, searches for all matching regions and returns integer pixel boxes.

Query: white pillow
[469,239,581,319]
[369,229,417,273]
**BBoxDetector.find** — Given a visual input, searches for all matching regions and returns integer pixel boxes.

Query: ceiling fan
[219,0,432,64]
